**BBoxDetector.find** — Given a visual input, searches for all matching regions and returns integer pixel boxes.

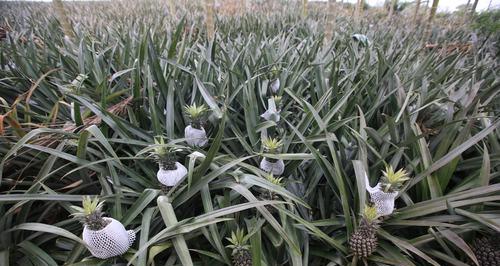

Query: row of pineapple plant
[0,0,499,265]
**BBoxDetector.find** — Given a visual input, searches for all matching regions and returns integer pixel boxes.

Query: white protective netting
[260,158,285,176]
[157,162,187,187]
[185,125,208,147]
[270,78,280,93]
[260,97,280,122]
[83,218,135,259]
[365,175,398,216]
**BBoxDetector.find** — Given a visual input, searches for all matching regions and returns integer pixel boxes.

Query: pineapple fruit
[260,137,285,176]
[259,174,284,213]
[366,165,410,216]
[226,229,253,266]
[151,137,187,190]
[268,65,280,94]
[349,205,380,258]
[73,196,135,259]
[470,235,500,266]
[184,103,209,147]
[152,137,178,170]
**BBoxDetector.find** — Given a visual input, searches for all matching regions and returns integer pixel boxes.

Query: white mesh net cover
[365,175,398,216]
[260,158,285,176]
[83,218,135,259]
[270,78,280,93]
[157,162,187,187]
[184,125,208,147]
[260,97,280,122]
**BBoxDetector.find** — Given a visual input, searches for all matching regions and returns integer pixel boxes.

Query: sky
[315,0,499,12]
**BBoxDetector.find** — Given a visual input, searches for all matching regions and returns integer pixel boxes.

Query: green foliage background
[0,1,499,265]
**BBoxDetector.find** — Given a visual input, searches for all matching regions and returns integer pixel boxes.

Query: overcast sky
[320,0,499,12]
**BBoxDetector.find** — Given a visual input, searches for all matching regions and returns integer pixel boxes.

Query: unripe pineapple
[226,229,252,266]
[260,137,285,176]
[349,205,380,258]
[470,235,500,266]
[268,65,281,94]
[151,137,187,191]
[259,174,284,213]
[72,196,135,259]
[72,196,109,230]
[184,103,209,147]
[380,165,409,193]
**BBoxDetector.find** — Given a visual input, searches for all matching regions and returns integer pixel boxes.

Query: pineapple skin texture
[232,248,252,266]
[349,219,378,258]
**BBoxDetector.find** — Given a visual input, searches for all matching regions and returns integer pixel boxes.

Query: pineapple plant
[349,205,380,258]
[226,229,252,266]
[151,137,187,189]
[72,196,135,259]
[259,137,285,176]
[184,103,209,147]
[259,174,284,213]
[366,165,410,216]
[470,234,500,266]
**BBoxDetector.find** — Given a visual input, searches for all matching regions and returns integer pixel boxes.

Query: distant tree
[53,0,73,38]
[413,0,421,23]
[471,0,479,14]
[388,0,397,20]
[355,0,364,19]
[472,9,500,40]
[205,0,215,39]
[168,0,175,17]
[423,0,439,43]
[465,0,471,11]
[302,0,308,18]
[324,0,335,41]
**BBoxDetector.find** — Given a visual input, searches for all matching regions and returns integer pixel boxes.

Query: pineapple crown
[270,65,280,78]
[380,165,409,193]
[226,228,251,253]
[184,103,208,129]
[363,204,379,222]
[265,173,284,187]
[272,95,282,105]
[184,103,208,119]
[71,196,108,231]
[150,136,180,168]
[262,137,283,154]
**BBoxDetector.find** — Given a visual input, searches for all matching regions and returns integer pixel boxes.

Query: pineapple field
[0,0,499,265]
